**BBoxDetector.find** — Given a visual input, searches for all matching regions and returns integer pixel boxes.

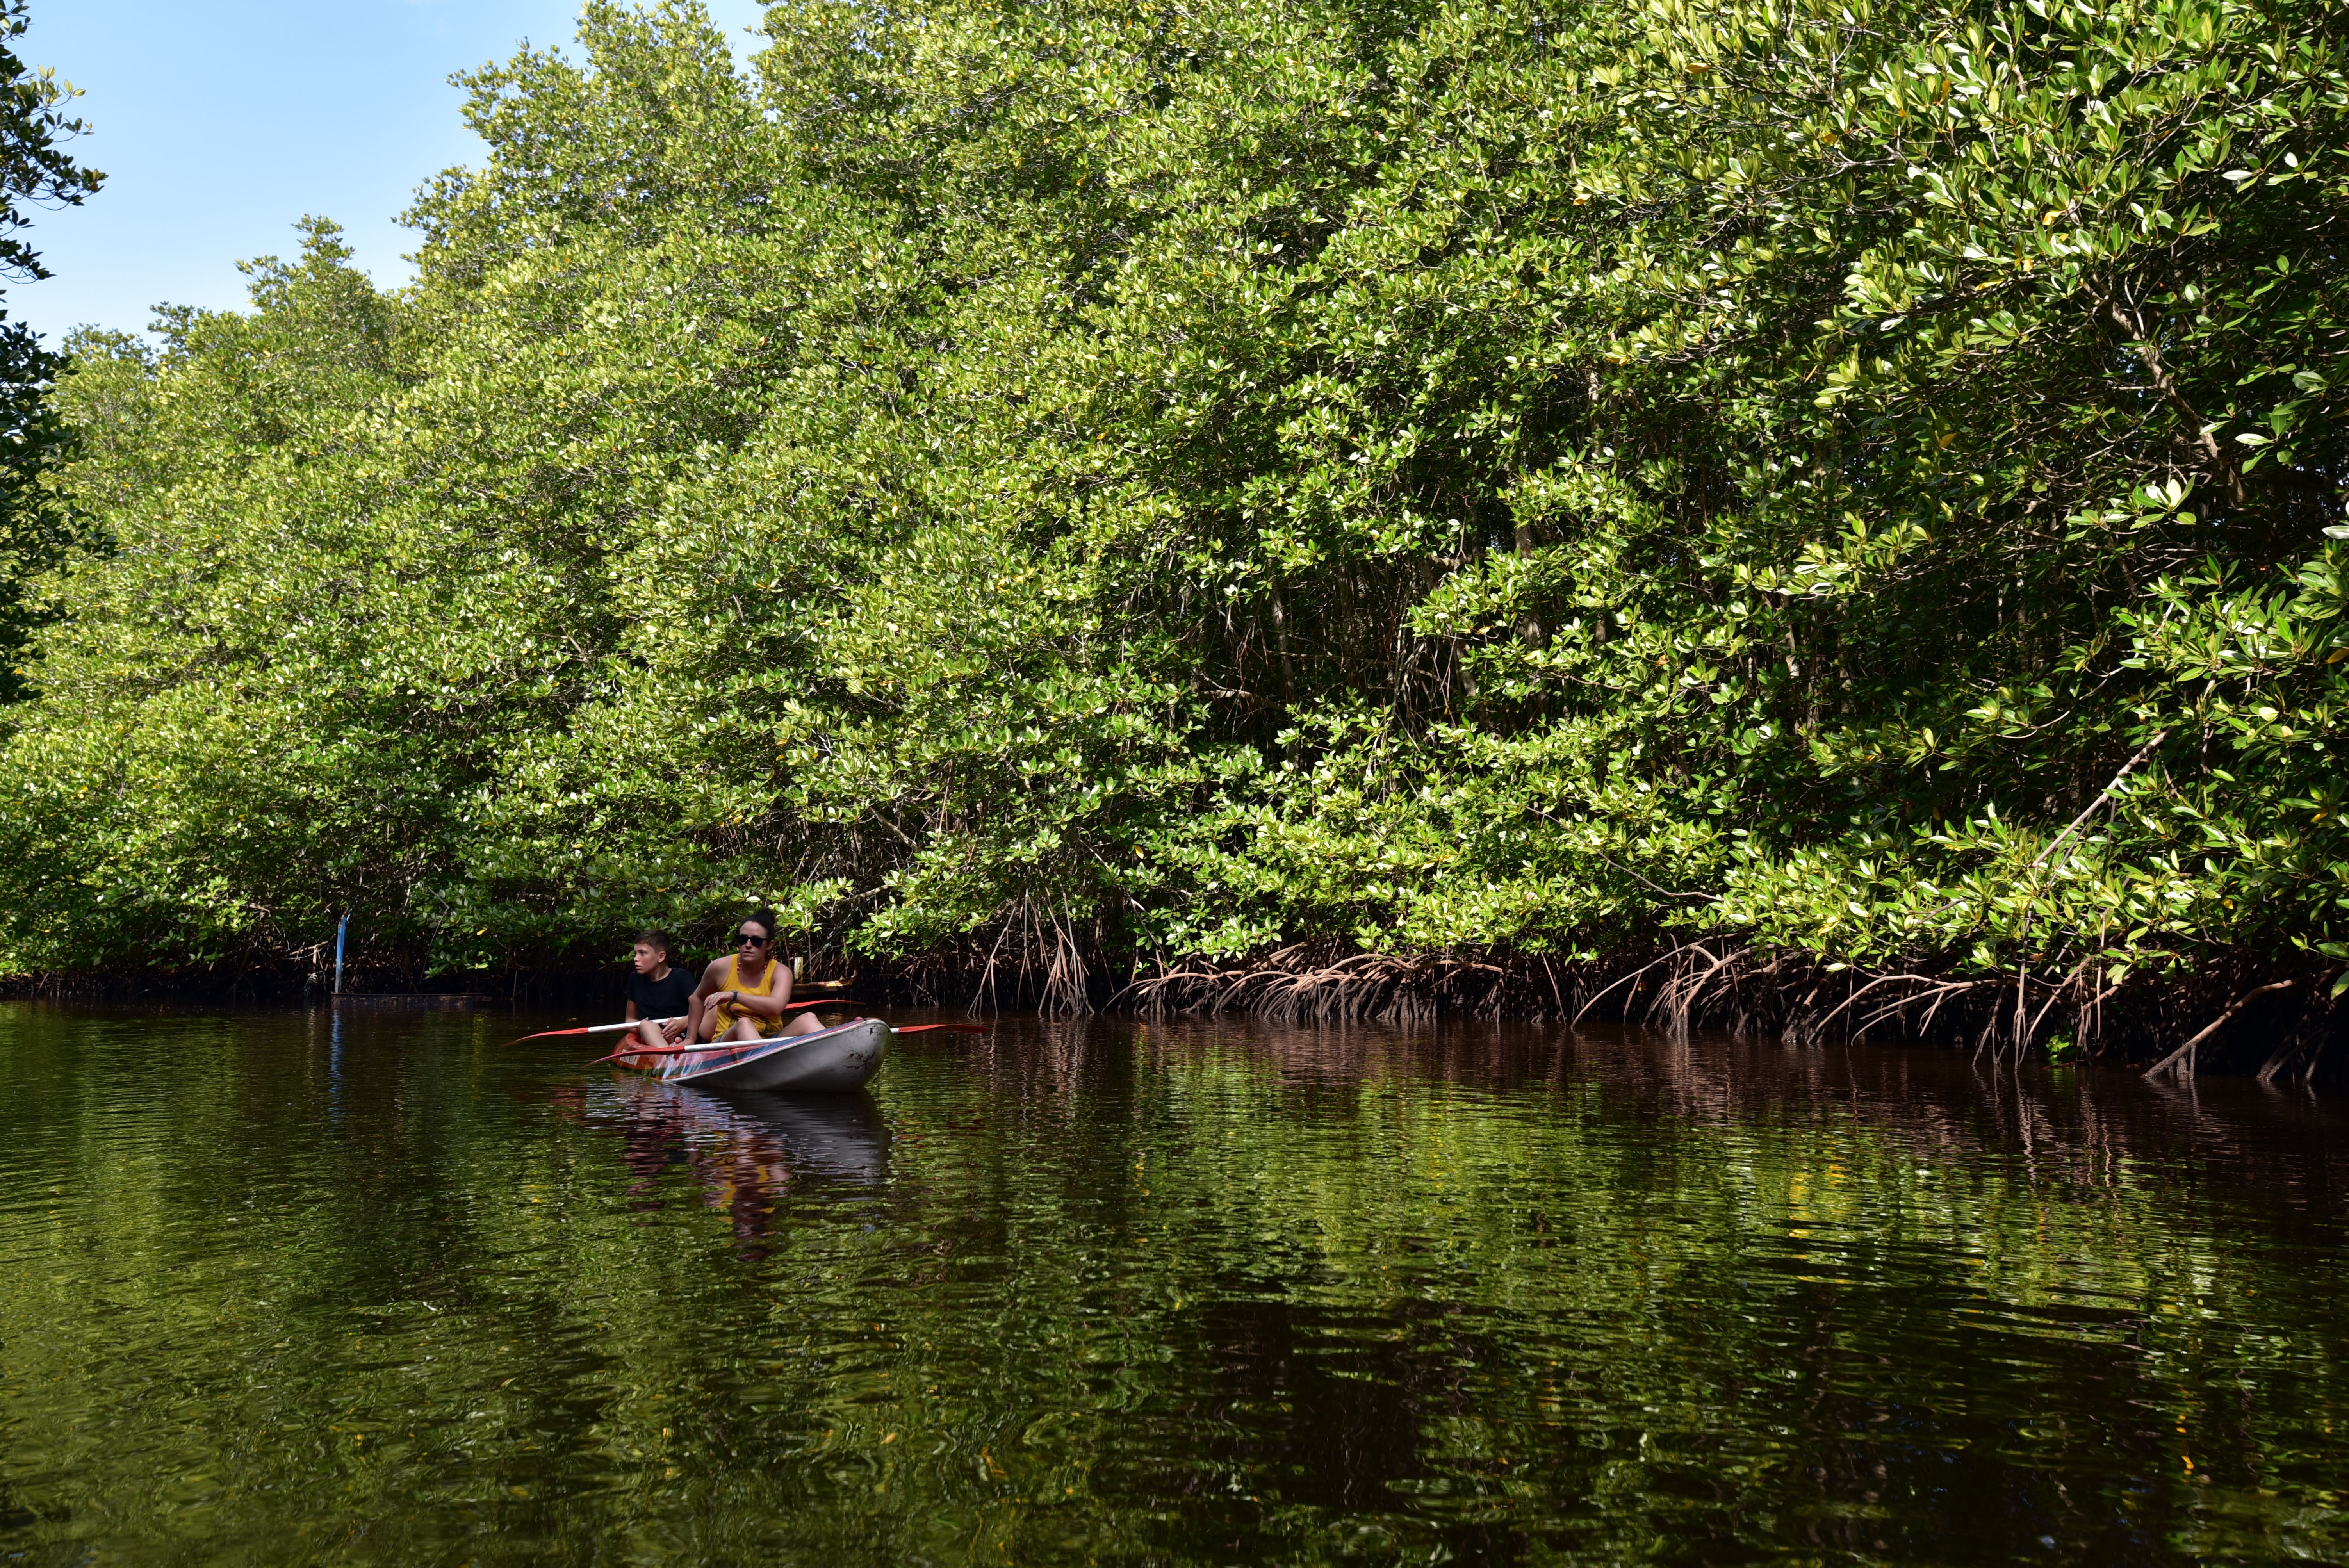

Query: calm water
[2,1005,2346,1565]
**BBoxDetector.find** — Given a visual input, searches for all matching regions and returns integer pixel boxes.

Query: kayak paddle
[585,1039,772,1066]
[504,1001,824,1046]
[585,1019,988,1067]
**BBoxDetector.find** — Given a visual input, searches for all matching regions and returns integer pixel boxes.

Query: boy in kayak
[622,930,701,1057]
[689,909,827,1044]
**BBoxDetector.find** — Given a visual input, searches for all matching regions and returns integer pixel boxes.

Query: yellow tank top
[709,952,785,1037]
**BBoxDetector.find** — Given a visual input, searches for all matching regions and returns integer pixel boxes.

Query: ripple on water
[3,1004,2348,1564]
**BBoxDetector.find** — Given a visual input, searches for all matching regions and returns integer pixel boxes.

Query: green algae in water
[2,1004,2346,1564]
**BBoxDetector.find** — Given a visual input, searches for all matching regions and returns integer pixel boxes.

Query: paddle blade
[893,1023,990,1035]
[504,1025,596,1045]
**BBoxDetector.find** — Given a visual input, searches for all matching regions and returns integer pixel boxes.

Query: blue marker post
[333,912,348,997]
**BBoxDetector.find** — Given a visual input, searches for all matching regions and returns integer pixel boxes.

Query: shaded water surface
[2,1005,2346,1564]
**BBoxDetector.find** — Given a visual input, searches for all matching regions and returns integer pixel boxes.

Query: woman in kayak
[689,910,826,1044]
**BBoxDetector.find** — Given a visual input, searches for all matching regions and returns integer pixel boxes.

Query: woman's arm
[714,962,791,1019]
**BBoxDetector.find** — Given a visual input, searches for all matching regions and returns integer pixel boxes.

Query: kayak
[652,1017,890,1094]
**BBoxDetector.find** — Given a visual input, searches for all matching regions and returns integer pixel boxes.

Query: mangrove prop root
[1102,942,2337,1080]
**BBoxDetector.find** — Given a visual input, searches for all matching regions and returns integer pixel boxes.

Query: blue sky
[8,1,769,343]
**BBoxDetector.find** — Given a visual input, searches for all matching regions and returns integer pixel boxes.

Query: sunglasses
[735,931,772,947]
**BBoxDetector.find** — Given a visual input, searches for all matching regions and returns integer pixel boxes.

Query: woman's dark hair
[633,928,672,957]
[743,909,784,950]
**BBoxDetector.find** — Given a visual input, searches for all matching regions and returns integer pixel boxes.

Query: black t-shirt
[626,962,700,1021]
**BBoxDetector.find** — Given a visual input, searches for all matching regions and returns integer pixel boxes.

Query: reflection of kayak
[658,1017,889,1093]
[606,1074,890,1187]
[718,1090,889,1183]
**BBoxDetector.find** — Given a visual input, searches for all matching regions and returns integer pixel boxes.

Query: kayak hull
[661,1017,889,1093]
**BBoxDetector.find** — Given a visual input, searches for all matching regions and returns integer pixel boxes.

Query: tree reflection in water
[7,1005,2348,1565]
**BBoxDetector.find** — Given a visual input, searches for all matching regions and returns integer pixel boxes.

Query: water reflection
[3,1004,2347,1566]
[582,1076,889,1254]
[1128,1018,2349,1224]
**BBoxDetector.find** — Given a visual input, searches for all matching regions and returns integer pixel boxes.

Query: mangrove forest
[4,0,2347,1075]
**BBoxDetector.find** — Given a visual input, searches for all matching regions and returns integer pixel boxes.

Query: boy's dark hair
[633,928,672,957]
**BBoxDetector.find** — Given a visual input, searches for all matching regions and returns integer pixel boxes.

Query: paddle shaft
[507,1000,823,1046]
[588,1029,837,1066]
[590,1019,986,1066]
[583,1015,684,1036]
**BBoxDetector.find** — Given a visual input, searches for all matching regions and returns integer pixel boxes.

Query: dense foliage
[5,0,2345,1051]
[0,0,99,701]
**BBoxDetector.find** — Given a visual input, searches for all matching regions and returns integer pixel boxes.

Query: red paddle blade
[504,1025,596,1045]
[893,1023,990,1035]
